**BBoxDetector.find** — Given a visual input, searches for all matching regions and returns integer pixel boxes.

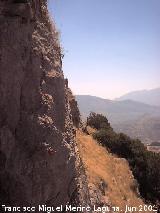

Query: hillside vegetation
[76,130,152,212]
[86,112,160,205]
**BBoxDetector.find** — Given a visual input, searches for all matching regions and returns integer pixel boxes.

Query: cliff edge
[0,0,90,211]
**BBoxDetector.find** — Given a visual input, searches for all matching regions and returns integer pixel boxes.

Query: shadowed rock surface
[0,0,90,212]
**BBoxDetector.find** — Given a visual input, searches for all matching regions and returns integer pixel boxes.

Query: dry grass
[76,130,151,212]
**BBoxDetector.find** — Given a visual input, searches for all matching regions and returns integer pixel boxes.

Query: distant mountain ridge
[76,95,160,123]
[115,88,160,106]
[76,95,160,143]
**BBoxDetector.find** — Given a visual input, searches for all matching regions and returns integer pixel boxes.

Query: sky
[48,0,160,99]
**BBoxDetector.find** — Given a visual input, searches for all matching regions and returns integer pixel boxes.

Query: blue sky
[48,0,160,99]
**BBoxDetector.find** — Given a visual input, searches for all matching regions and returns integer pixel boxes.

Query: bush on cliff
[87,112,111,130]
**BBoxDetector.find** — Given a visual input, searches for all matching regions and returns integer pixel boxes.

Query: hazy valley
[76,91,160,144]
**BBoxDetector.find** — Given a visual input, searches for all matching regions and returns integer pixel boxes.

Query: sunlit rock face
[0,0,90,211]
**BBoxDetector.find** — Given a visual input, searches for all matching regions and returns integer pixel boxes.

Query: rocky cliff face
[0,0,90,211]
[65,79,81,128]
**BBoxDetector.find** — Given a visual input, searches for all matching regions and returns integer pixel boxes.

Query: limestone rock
[0,0,90,212]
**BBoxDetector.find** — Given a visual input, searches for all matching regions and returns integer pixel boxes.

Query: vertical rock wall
[0,0,90,211]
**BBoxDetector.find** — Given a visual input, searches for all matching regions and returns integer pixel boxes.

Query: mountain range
[115,87,160,106]
[76,90,160,143]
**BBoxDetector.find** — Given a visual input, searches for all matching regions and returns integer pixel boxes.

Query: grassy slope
[76,129,150,212]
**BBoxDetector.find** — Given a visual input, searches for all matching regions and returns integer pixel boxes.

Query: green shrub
[87,112,111,130]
